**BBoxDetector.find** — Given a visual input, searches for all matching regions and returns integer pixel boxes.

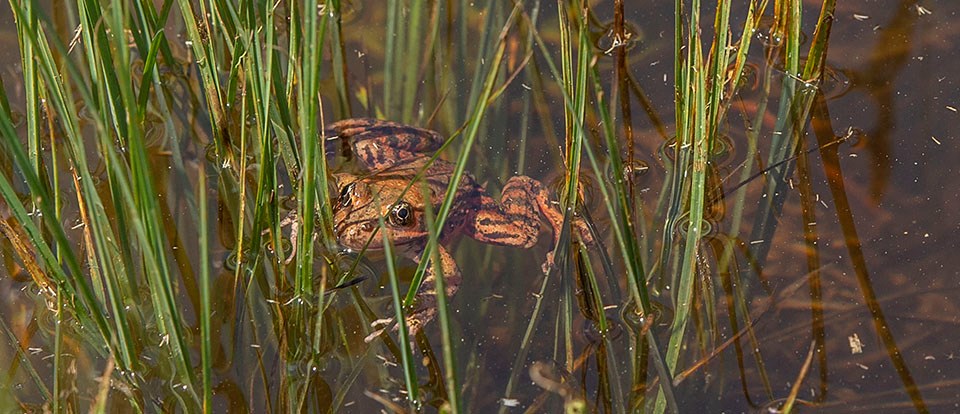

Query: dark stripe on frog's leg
[505,175,595,245]
[402,245,462,336]
[466,203,541,247]
[351,126,445,169]
[464,176,557,248]
[466,175,599,274]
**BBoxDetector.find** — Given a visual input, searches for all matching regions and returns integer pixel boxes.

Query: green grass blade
[403,4,518,308]
[198,168,212,412]
[378,206,419,406]
[173,0,228,154]
[0,315,50,400]
[422,186,461,413]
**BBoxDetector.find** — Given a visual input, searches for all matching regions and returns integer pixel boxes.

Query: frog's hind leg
[464,176,555,248]
[324,118,446,169]
[465,176,593,272]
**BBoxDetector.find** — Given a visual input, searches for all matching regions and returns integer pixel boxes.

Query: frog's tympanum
[327,118,592,337]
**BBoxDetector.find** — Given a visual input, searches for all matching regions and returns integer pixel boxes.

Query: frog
[325,118,593,337]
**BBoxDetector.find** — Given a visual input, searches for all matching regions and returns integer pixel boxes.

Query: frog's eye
[337,183,355,207]
[389,202,414,227]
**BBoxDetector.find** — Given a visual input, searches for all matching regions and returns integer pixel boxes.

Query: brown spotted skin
[326,118,446,170]
[327,118,592,336]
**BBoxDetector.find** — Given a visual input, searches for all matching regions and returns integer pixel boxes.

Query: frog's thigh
[327,119,446,168]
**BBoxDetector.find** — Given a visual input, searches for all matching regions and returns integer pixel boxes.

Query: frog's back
[368,157,480,192]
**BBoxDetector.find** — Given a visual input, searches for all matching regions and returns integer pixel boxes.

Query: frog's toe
[363,308,437,342]
[405,307,437,337]
[371,317,394,329]
[573,218,595,245]
[283,244,297,265]
[541,251,556,274]
[363,318,395,343]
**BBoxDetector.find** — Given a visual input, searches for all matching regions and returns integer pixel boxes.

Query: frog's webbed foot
[403,304,438,338]
[362,305,437,343]
[280,209,300,264]
[542,251,555,274]
[363,318,395,343]
[361,298,442,343]
[570,212,595,245]
[260,209,300,264]
[540,214,595,273]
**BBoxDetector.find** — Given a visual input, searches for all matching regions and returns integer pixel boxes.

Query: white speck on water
[501,398,520,407]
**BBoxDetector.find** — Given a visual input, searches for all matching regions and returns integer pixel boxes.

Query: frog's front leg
[465,176,594,272]
[366,244,462,341]
[325,118,446,170]
[401,244,462,336]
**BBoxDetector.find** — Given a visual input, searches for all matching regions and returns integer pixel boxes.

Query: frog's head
[332,173,429,250]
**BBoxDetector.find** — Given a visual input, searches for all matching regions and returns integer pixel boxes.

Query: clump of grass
[0,0,933,412]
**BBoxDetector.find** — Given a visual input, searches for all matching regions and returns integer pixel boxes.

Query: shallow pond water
[0,1,958,412]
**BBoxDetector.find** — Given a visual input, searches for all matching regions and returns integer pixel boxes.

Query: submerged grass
[0,0,932,412]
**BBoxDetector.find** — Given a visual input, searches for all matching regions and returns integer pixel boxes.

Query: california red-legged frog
[327,118,592,336]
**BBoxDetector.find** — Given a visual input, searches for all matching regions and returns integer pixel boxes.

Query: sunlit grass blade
[422,185,461,413]
[173,0,228,150]
[135,32,165,119]
[237,0,280,284]
[295,0,332,298]
[5,1,122,365]
[13,0,40,183]
[0,315,50,400]
[198,168,212,412]
[403,4,518,308]
[378,205,419,407]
